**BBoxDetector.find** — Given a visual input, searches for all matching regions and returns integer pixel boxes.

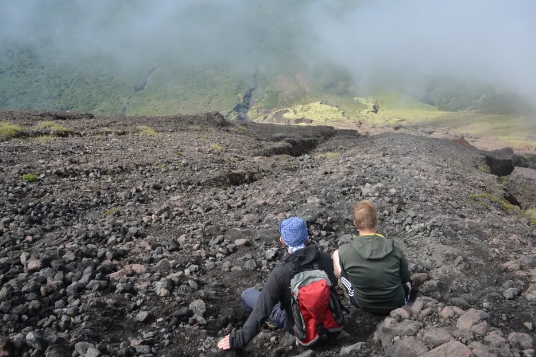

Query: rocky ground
[1,110,536,357]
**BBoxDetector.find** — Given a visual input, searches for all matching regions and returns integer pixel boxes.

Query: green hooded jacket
[338,233,410,314]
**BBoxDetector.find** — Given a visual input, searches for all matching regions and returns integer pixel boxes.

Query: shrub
[22,174,39,182]
[0,122,24,139]
[135,125,159,136]
[210,143,224,151]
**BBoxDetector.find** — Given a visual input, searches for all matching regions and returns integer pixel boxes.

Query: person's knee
[241,288,257,301]
[241,288,259,310]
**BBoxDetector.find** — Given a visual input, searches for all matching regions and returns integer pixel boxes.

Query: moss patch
[282,102,347,123]
[36,121,68,133]
[210,143,224,151]
[0,122,24,139]
[476,165,491,174]
[104,207,122,216]
[468,192,535,225]
[135,125,159,136]
[22,174,39,182]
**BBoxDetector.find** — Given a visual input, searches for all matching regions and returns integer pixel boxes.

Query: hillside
[1,0,535,125]
[1,110,536,356]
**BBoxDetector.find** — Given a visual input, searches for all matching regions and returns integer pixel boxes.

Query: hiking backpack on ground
[290,264,345,346]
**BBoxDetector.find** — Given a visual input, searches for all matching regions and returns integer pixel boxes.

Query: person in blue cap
[217,216,337,350]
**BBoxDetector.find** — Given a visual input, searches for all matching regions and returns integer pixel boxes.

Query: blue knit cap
[279,217,309,253]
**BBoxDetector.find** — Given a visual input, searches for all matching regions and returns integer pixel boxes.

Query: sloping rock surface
[506,167,536,209]
[0,111,535,357]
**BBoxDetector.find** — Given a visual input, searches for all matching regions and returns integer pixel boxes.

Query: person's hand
[217,335,231,350]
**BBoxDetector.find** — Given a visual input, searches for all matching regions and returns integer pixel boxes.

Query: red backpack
[289,263,345,346]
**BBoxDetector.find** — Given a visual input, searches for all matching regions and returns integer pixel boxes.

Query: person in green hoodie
[332,200,411,315]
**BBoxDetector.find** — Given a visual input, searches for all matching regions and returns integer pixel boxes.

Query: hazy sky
[305,0,536,98]
[1,0,535,100]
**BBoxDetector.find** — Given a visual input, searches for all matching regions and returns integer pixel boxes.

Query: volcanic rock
[506,167,536,209]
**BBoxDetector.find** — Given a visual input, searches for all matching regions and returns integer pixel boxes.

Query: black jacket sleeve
[229,270,281,349]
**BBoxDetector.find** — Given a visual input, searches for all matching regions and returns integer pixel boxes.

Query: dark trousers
[241,288,287,330]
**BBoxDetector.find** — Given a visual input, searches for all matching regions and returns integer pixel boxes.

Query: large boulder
[484,148,516,176]
[506,167,536,209]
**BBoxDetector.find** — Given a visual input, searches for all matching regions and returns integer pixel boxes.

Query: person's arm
[228,270,281,349]
[332,249,342,279]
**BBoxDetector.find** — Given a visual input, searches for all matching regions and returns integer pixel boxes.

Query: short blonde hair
[353,200,377,231]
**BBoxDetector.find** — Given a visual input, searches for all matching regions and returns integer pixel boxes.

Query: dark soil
[1,111,535,357]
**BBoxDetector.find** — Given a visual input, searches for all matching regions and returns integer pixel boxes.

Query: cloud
[1,0,535,105]
[303,0,536,99]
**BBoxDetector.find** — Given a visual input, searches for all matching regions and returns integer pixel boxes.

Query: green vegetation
[525,209,536,224]
[468,192,514,212]
[476,165,491,174]
[135,125,159,136]
[0,0,534,153]
[0,122,23,139]
[210,143,224,151]
[32,135,56,143]
[36,121,68,133]
[104,207,122,216]
[468,192,536,225]
[22,174,39,182]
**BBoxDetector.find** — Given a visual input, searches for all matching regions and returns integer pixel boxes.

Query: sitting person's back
[333,200,411,315]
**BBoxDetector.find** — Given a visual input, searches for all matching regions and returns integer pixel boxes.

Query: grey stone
[420,328,452,349]
[155,280,173,297]
[192,314,207,325]
[62,251,75,262]
[244,259,257,270]
[340,342,366,356]
[420,341,474,357]
[374,318,423,348]
[135,345,151,354]
[265,248,278,261]
[27,259,44,272]
[189,299,206,317]
[0,287,12,302]
[508,332,534,350]
[26,332,46,351]
[85,346,101,357]
[506,167,536,209]
[447,297,470,310]
[503,287,520,300]
[385,337,428,357]
[234,238,250,246]
[135,311,151,323]
[457,309,490,333]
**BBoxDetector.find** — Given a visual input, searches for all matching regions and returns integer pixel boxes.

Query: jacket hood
[353,234,393,260]
[283,244,320,267]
